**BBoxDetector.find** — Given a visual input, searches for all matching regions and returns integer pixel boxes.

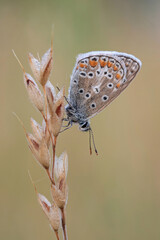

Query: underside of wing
[68,51,141,121]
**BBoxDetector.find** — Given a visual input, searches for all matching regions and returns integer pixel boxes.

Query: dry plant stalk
[14,41,68,240]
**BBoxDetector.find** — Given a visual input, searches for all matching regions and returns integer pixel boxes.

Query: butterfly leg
[62,118,68,121]
[62,122,70,128]
[62,118,71,128]
[62,115,71,127]
[60,121,72,133]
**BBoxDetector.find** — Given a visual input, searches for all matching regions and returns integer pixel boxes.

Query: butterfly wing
[115,52,142,88]
[68,51,141,121]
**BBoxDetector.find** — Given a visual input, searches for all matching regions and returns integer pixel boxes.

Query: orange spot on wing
[76,65,79,70]
[89,60,98,67]
[107,61,113,68]
[99,59,107,67]
[116,73,121,80]
[79,63,87,68]
[79,63,84,68]
[116,82,121,88]
[113,65,118,71]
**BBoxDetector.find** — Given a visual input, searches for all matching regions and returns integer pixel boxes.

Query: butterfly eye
[79,71,86,77]
[102,95,109,102]
[90,102,96,109]
[88,72,94,78]
[79,88,84,94]
[107,83,113,88]
[85,93,91,99]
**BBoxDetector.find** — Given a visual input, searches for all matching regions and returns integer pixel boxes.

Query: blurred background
[1,0,160,239]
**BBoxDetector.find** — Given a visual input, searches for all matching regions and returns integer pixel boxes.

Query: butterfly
[65,51,142,153]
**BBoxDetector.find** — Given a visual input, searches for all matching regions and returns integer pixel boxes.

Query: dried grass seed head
[26,133,40,161]
[53,87,65,119]
[45,81,56,116]
[40,48,53,86]
[51,151,68,209]
[48,88,65,137]
[51,183,68,209]
[42,118,51,148]
[48,115,61,137]
[28,53,41,82]
[55,152,68,180]
[30,118,44,142]
[39,137,51,169]
[37,193,61,231]
[26,133,50,170]
[24,73,44,112]
[29,48,53,86]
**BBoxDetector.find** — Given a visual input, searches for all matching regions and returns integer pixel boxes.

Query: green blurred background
[1,0,160,239]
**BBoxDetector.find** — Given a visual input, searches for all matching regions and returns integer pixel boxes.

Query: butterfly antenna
[89,127,98,155]
[89,129,92,155]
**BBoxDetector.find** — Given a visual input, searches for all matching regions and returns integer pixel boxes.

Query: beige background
[1,0,160,239]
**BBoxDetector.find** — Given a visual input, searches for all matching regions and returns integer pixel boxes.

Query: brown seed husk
[28,53,41,82]
[37,193,61,231]
[45,81,56,116]
[30,118,44,142]
[42,118,51,148]
[54,152,68,180]
[40,48,53,86]
[26,133,40,161]
[24,73,44,112]
[51,181,68,209]
[39,137,51,169]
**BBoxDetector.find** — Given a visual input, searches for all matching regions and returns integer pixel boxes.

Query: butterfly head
[65,104,90,132]
[79,120,90,132]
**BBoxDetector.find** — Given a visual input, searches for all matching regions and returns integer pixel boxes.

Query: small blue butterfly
[65,51,142,153]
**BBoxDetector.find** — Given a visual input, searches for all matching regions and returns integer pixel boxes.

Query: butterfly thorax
[65,105,90,132]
